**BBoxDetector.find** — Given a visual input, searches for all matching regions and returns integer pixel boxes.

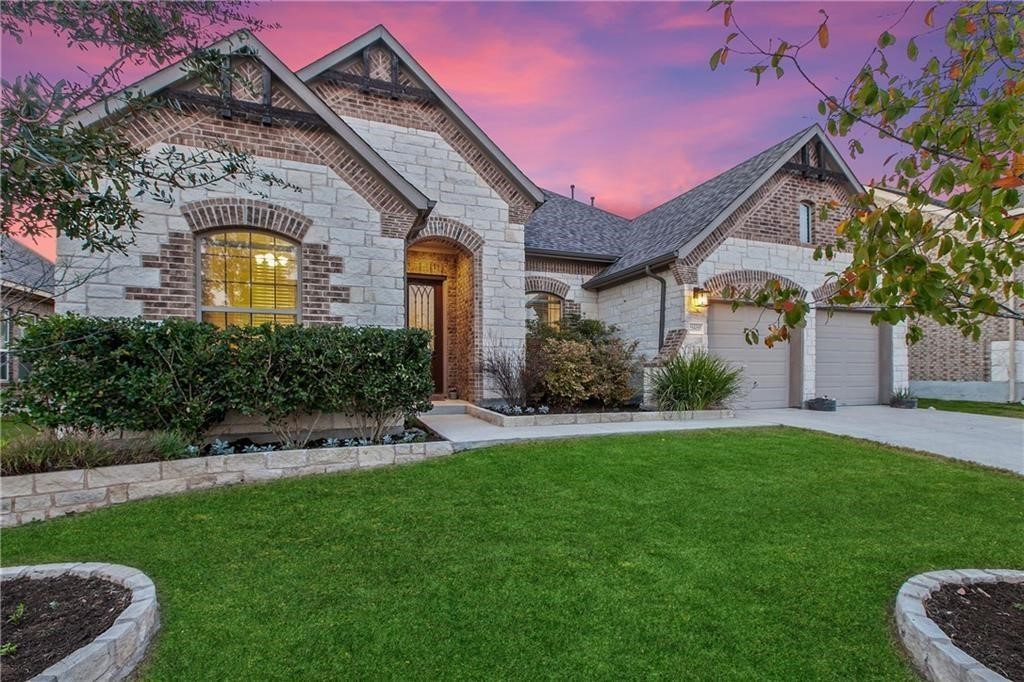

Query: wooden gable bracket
[218,55,233,120]
[315,70,438,103]
[260,64,273,126]
[164,89,326,128]
[782,162,846,182]
[389,49,400,99]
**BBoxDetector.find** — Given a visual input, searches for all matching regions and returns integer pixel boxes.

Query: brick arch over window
[128,199,347,324]
[181,198,313,242]
[702,270,808,300]
[409,216,485,254]
[524,275,569,300]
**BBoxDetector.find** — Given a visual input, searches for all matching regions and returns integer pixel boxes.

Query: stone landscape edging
[0,441,454,528]
[465,404,734,427]
[894,568,1024,682]
[0,563,159,682]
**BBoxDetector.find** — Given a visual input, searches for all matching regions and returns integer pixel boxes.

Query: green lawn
[918,397,1024,419]
[3,428,1021,680]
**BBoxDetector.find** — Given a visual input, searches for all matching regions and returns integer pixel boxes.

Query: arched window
[799,202,813,243]
[198,230,299,328]
[526,292,562,328]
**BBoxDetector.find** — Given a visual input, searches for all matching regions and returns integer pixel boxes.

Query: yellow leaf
[724,5,732,26]
[836,220,848,235]
[924,5,936,27]
[817,23,829,49]
[1010,217,1024,236]
[1012,152,1024,177]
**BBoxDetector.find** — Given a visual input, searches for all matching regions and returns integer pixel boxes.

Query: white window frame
[799,202,813,244]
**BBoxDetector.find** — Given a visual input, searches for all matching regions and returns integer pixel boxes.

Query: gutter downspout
[644,266,667,351]
[1009,293,1018,403]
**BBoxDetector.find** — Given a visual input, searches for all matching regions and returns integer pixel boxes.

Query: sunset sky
[2,1,944,260]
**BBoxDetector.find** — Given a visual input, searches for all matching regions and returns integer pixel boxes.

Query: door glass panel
[408,283,435,351]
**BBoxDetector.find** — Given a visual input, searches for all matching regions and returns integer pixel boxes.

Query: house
[873,187,1023,403]
[57,25,908,408]
[1,237,55,383]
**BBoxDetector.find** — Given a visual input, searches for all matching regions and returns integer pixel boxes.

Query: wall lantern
[690,287,710,310]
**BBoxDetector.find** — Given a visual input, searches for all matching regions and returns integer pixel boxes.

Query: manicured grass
[918,398,1024,419]
[3,427,1022,680]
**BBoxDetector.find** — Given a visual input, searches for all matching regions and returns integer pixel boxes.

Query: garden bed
[1,440,455,527]
[926,580,1024,680]
[895,569,1024,682]
[466,404,732,428]
[0,575,131,682]
[0,563,159,682]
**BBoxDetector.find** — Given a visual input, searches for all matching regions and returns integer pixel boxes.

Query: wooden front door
[407,278,445,394]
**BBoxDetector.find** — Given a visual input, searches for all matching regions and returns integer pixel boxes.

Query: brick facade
[909,316,1013,382]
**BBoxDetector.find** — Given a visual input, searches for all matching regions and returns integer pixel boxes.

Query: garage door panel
[815,310,880,406]
[708,303,790,409]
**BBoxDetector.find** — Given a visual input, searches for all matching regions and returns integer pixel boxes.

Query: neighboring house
[0,237,55,383]
[57,25,909,407]
[873,187,1023,403]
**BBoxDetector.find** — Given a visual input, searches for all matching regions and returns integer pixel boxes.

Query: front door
[407,278,445,394]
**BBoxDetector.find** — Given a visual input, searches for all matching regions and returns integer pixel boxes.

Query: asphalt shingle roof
[524,189,632,259]
[1,236,55,295]
[588,125,817,284]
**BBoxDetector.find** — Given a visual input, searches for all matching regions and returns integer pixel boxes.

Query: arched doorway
[406,219,483,401]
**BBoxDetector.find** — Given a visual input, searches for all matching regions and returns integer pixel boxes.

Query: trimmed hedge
[10,315,434,445]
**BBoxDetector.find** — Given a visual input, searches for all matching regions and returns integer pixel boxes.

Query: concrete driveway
[741,406,1023,474]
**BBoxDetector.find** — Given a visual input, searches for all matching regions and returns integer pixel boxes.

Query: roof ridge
[539,189,631,222]
[629,123,818,224]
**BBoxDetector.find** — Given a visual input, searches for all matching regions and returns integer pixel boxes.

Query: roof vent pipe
[570,184,575,200]
[590,196,595,207]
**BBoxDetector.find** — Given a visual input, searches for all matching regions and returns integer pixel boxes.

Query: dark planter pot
[890,399,918,409]
[805,397,837,411]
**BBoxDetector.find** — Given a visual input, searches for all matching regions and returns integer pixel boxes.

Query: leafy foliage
[651,349,743,411]
[1,1,291,254]
[9,315,434,445]
[525,315,641,410]
[709,1,1024,344]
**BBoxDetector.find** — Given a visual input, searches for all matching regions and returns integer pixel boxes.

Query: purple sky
[3,1,945,259]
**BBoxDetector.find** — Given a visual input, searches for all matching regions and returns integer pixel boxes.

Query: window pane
[0,351,8,382]
[199,229,300,326]
[202,312,227,329]
[226,312,252,328]
[526,292,562,327]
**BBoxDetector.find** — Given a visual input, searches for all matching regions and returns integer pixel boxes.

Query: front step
[427,400,470,416]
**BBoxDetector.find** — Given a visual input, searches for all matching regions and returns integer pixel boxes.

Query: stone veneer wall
[57,148,405,329]
[1,441,454,528]
[338,115,528,401]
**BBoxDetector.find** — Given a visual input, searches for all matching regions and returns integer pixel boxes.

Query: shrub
[0,430,194,476]
[344,326,434,443]
[10,315,434,445]
[537,339,595,409]
[528,316,641,409]
[651,349,743,411]
[12,315,229,440]
[482,344,541,408]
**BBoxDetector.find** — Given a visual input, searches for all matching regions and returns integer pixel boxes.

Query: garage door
[708,303,790,409]
[815,310,880,405]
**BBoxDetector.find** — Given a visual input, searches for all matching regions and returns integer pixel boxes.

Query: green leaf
[906,38,919,61]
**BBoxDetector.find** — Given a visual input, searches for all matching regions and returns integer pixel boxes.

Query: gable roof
[297,25,545,208]
[72,30,433,215]
[584,124,864,289]
[1,237,55,296]
[525,190,630,260]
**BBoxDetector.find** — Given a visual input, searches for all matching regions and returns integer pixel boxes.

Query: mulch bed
[925,581,1024,681]
[0,575,131,682]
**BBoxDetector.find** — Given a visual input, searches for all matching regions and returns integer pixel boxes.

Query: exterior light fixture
[691,287,709,310]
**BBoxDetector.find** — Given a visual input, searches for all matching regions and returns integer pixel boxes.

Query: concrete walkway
[740,405,1023,474]
[418,412,764,451]
[419,405,1023,474]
